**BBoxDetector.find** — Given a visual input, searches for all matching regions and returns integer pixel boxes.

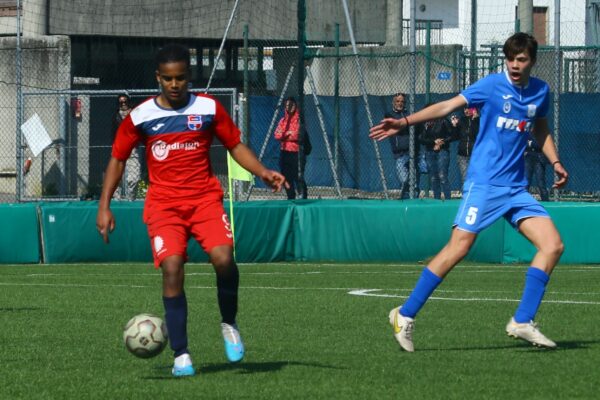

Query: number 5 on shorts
[465,207,478,225]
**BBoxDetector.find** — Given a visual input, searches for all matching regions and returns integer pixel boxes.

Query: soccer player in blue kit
[369,33,569,351]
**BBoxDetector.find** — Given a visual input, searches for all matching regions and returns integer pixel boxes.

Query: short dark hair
[117,93,130,105]
[155,43,190,69]
[284,96,297,104]
[503,32,538,62]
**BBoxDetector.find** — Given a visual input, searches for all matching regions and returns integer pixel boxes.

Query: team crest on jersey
[527,104,537,118]
[503,101,511,113]
[187,115,203,130]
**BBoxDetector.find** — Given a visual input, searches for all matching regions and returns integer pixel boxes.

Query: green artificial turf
[0,262,598,399]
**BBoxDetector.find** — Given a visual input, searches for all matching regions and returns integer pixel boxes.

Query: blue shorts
[454,181,550,233]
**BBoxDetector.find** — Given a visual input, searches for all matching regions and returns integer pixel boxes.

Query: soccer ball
[123,313,168,358]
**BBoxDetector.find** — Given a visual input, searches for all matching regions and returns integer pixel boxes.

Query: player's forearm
[99,157,125,210]
[406,97,465,126]
[532,120,560,164]
[539,137,560,165]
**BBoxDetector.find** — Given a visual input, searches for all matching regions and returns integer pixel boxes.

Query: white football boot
[388,307,415,352]
[505,317,557,348]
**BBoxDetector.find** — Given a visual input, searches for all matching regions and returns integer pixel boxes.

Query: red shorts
[145,199,233,268]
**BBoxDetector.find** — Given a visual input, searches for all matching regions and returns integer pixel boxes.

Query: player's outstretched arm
[369,95,467,141]
[229,143,289,192]
[533,118,569,188]
[96,157,126,243]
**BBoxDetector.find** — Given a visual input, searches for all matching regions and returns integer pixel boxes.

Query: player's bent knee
[209,246,235,270]
[212,256,234,270]
[540,238,564,258]
[550,240,565,257]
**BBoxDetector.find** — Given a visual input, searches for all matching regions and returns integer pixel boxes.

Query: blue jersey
[460,71,550,187]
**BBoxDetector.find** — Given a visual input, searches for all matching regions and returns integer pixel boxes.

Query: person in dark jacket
[385,93,421,199]
[419,110,458,200]
[111,94,142,200]
[525,134,550,201]
[456,107,480,186]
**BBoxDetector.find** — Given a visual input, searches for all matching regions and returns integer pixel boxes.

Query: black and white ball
[123,314,168,358]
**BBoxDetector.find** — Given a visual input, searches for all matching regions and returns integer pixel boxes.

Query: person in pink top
[274,97,308,199]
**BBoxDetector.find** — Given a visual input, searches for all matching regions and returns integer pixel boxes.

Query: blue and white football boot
[172,353,196,377]
[221,323,245,363]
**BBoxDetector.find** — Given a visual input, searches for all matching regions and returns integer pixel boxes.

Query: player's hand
[96,208,116,244]
[369,118,405,141]
[260,170,289,192]
[552,162,568,189]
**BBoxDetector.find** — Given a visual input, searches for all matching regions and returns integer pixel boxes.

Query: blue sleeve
[460,75,493,109]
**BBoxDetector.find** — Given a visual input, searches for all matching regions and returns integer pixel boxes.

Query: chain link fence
[15,89,237,201]
[1,1,599,203]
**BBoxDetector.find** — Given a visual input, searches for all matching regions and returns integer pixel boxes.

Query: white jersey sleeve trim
[130,96,217,126]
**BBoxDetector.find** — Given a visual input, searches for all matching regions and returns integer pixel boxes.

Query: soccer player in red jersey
[96,44,287,377]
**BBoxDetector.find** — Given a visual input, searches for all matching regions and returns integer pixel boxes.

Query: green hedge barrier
[0,203,40,263]
[14,200,600,264]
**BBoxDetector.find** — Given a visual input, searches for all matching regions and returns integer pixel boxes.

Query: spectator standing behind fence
[111,94,142,200]
[274,97,308,200]
[385,93,423,199]
[456,107,480,187]
[525,134,550,201]
[418,110,458,200]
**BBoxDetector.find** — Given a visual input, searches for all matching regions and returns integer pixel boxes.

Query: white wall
[0,0,47,36]
[403,0,587,48]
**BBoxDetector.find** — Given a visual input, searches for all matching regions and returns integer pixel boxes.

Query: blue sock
[514,267,550,323]
[400,267,443,318]
[163,292,189,357]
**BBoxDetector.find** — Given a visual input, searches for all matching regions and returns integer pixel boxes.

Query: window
[514,6,548,45]
[532,7,548,46]
[0,1,20,17]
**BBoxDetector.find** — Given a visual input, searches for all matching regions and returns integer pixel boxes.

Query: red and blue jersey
[460,71,550,187]
[112,93,241,207]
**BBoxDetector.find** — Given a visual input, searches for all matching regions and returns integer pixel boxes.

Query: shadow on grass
[0,307,43,312]
[143,360,344,380]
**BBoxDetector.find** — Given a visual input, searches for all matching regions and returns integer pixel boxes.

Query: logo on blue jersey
[187,115,203,131]
[527,104,537,118]
[496,116,532,133]
[503,102,511,113]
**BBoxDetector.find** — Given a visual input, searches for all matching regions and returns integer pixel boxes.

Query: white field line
[13,262,600,270]
[23,267,600,278]
[347,289,600,305]
[0,281,598,305]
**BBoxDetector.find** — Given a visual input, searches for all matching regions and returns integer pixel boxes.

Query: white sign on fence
[21,114,53,157]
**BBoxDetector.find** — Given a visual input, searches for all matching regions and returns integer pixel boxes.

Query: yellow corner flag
[226,153,253,259]
[227,153,253,182]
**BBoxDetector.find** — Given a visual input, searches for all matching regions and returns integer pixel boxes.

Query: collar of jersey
[153,94,193,112]
[503,70,530,90]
